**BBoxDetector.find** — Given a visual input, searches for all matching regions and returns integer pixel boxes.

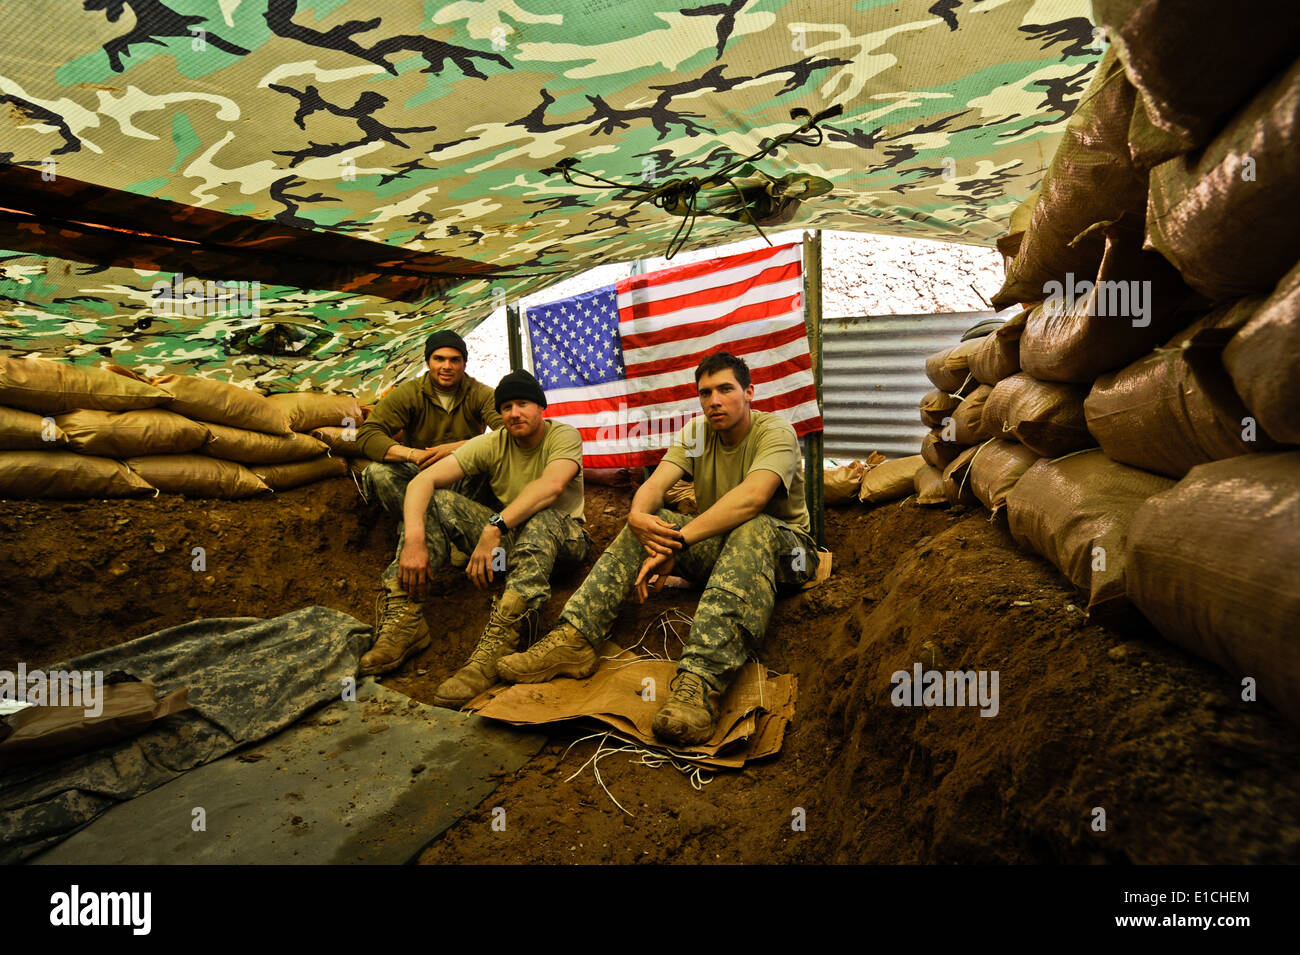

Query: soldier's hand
[426,443,457,464]
[628,511,684,557]
[410,447,440,469]
[399,541,432,600]
[634,552,675,604]
[467,527,501,590]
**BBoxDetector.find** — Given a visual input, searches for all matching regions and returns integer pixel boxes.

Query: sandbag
[664,479,696,514]
[265,392,364,434]
[1094,0,1300,162]
[202,422,328,465]
[1085,302,1282,478]
[251,455,348,491]
[310,425,365,456]
[1223,258,1300,443]
[152,374,291,435]
[968,439,1040,515]
[1006,450,1173,615]
[1126,451,1300,726]
[858,455,924,505]
[126,455,269,499]
[969,308,1028,385]
[0,356,170,415]
[993,49,1147,308]
[0,450,154,499]
[924,339,982,393]
[913,464,947,506]
[825,460,865,506]
[1018,229,1193,383]
[919,389,961,428]
[0,406,65,450]
[950,385,993,444]
[1145,57,1300,302]
[921,429,962,470]
[982,374,1092,457]
[940,445,980,505]
[55,408,212,458]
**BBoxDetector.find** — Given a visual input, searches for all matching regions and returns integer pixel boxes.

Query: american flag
[525,242,823,468]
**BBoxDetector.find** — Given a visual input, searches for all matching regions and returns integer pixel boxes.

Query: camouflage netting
[0,0,1101,398]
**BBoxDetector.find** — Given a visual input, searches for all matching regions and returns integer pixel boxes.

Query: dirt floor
[3,478,1299,864]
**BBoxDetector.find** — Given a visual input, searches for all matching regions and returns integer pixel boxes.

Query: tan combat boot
[360,579,431,676]
[651,670,722,747]
[433,590,536,709]
[496,620,599,684]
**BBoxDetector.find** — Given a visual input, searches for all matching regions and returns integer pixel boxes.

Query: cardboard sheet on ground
[468,654,797,770]
[33,682,543,865]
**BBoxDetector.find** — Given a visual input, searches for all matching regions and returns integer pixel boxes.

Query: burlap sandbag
[1006,451,1174,615]
[858,455,924,504]
[1086,302,1281,478]
[919,389,961,428]
[251,455,348,491]
[1019,228,1193,383]
[266,392,363,433]
[950,385,993,444]
[0,356,170,415]
[982,374,1092,457]
[126,455,269,499]
[664,479,696,514]
[940,445,980,505]
[0,450,154,499]
[55,408,212,458]
[968,439,1040,515]
[1127,451,1300,726]
[310,425,365,456]
[913,463,947,506]
[969,308,1028,385]
[825,459,865,506]
[993,49,1147,308]
[924,339,982,393]
[921,429,962,470]
[202,422,328,464]
[0,406,65,450]
[1146,57,1300,302]
[1094,0,1300,163]
[152,374,291,436]
[1223,258,1300,443]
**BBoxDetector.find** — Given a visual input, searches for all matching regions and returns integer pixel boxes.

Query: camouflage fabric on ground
[0,0,1100,395]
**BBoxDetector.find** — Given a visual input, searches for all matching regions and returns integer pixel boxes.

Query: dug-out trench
[2,479,1297,864]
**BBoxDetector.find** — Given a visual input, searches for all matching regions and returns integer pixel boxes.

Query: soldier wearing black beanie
[494,369,548,411]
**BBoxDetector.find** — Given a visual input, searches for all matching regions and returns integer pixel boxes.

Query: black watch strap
[488,513,509,532]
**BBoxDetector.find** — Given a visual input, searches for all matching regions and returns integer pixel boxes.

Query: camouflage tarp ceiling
[0,0,1101,399]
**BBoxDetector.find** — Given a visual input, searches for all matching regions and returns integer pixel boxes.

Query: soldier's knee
[727,515,778,548]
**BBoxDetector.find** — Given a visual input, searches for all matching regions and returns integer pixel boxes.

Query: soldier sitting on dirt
[363,370,590,713]
[355,329,502,513]
[496,351,818,747]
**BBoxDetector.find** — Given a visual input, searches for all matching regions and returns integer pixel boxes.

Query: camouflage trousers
[561,511,819,692]
[381,489,589,614]
[360,461,496,515]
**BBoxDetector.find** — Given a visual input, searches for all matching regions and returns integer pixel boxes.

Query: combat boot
[360,579,431,676]
[496,620,599,683]
[433,590,536,709]
[651,670,722,746]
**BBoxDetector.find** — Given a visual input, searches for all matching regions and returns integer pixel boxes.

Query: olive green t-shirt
[661,410,809,533]
[453,420,585,521]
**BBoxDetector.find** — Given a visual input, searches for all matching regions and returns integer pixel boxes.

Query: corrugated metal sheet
[822,311,996,460]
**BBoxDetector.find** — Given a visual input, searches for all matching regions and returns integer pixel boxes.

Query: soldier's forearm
[402,469,436,543]
[680,488,765,546]
[498,480,561,529]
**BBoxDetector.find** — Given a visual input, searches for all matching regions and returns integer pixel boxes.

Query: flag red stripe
[617,261,800,322]
[627,322,809,380]
[620,298,800,351]
[615,242,797,294]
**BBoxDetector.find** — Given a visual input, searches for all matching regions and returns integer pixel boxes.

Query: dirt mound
[3,481,1297,863]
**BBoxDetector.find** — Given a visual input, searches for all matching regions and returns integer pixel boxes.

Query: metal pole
[802,230,825,547]
[506,303,524,372]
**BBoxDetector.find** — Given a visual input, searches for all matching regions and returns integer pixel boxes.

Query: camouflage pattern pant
[381,489,589,614]
[561,511,819,692]
[360,461,496,514]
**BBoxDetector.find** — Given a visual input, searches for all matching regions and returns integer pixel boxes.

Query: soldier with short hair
[497,351,818,746]
[363,369,589,713]
[356,329,501,513]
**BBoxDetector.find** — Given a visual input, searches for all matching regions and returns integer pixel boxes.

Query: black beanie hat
[424,329,468,361]
[495,369,547,411]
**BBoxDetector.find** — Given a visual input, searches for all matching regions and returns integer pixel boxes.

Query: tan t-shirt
[661,410,809,533]
[453,420,585,521]
[432,387,455,412]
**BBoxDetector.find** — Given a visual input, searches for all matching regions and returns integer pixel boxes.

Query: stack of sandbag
[0,356,358,498]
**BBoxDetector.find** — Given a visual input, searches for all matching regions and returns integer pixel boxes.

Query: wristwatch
[487,513,509,533]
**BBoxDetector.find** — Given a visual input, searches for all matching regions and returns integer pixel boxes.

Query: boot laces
[469,602,526,666]
[670,671,709,709]
[378,590,411,635]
